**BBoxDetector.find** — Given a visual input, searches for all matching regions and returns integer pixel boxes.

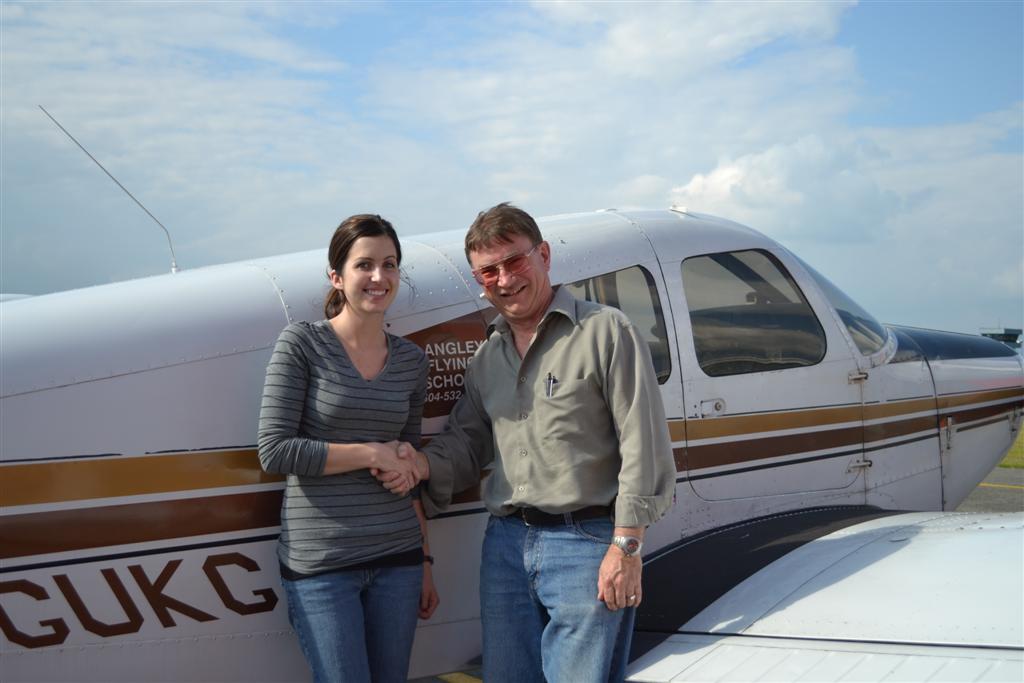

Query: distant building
[980,327,1022,350]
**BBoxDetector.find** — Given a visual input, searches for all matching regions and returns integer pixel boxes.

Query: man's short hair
[464,202,543,261]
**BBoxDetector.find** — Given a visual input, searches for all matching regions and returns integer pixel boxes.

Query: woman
[258,214,438,683]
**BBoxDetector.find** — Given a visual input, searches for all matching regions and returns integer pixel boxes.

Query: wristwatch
[612,535,643,557]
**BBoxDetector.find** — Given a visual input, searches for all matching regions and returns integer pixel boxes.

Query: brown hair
[464,202,543,261]
[324,214,401,318]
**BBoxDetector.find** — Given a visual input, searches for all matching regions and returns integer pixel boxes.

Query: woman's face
[330,235,400,316]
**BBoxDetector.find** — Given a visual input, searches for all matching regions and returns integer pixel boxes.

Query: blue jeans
[282,564,422,683]
[480,515,636,683]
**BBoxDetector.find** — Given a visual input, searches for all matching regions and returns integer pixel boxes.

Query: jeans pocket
[572,517,614,544]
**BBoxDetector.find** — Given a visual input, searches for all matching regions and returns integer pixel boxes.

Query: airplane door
[798,266,943,511]
[668,249,868,502]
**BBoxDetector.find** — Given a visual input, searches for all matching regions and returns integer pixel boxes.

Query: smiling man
[383,202,675,682]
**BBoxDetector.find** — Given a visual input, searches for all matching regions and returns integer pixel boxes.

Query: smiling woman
[257,213,438,683]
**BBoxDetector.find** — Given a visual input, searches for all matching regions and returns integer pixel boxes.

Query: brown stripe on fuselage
[0,450,282,507]
[863,416,937,444]
[0,491,283,560]
[687,425,862,471]
[862,397,937,421]
[936,387,1023,410]
[4,389,1017,510]
[946,401,1021,427]
[686,405,862,441]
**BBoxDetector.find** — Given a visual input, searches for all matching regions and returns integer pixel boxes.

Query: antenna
[38,105,180,274]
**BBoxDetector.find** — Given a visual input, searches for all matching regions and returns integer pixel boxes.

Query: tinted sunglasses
[471,245,539,286]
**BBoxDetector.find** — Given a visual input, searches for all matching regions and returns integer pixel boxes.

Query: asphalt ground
[955,465,1024,512]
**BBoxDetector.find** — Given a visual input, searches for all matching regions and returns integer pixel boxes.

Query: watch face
[615,536,641,555]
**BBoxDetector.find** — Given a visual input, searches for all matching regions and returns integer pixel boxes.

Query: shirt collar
[487,285,578,337]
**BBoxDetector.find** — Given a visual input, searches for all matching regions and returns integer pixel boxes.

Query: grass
[1001,429,1024,469]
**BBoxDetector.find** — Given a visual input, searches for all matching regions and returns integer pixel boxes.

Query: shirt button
[520,412,528,420]
[518,485,525,492]
[519,376,526,383]
[519,448,527,456]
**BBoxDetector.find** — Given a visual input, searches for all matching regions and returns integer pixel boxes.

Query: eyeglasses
[471,245,539,286]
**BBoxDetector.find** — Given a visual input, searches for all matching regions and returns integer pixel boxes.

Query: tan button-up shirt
[422,286,675,527]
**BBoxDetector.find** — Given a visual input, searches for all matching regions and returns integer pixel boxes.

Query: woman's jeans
[282,564,422,683]
[480,514,636,683]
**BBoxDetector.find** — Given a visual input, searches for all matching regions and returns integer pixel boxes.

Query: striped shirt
[257,320,429,575]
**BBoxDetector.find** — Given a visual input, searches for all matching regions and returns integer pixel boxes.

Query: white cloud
[534,1,852,79]
[0,1,1019,334]
[669,135,900,242]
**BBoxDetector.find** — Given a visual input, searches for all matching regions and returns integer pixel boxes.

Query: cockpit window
[681,250,826,377]
[799,261,888,356]
[565,265,671,384]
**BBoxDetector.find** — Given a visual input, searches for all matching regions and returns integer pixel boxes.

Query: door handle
[700,398,726,417]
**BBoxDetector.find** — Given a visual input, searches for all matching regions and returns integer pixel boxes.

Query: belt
[513,505,611,526]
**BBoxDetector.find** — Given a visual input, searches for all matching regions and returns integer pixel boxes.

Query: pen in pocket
[545,372,559,397]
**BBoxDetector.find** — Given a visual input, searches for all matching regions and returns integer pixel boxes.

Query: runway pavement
[956,465,1024,512]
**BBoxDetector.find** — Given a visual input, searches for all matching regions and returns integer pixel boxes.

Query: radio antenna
[38,105,180,274]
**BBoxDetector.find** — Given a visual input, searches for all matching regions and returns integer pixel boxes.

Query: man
[382,203,675,682]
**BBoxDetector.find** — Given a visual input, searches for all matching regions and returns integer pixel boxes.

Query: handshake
[370,441,430,496]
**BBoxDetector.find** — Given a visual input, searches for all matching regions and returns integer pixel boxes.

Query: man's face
[469,234,552,328]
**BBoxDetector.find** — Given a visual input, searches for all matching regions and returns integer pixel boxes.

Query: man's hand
[597,529,644,611]
[373,443,429,495]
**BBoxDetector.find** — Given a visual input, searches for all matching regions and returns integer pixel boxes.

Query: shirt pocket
[538,377,602,444]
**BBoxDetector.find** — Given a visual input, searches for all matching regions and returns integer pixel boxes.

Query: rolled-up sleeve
[421,362,494,517]
[257,327,328,476]
[604,320,676,527]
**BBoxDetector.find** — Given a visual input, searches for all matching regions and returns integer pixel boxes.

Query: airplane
[1,207,1021,681]
[631,508,1023,681]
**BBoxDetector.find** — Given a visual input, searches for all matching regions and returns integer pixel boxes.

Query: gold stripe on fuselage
[3,388,1019,508]
[0,450,282,507]
[2,387,1019,557]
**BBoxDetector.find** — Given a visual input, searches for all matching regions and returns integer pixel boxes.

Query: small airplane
[1,207,1021,681]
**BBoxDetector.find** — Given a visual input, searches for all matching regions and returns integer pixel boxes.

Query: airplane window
[799,261,888,356]
[565,265,671,384]
[681,250,826,377]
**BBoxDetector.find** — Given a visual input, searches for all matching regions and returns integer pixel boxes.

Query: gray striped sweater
[258,320,429,575]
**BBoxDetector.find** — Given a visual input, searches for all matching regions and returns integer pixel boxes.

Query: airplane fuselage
[2,209,1021,680]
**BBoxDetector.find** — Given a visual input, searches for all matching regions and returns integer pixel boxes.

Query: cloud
[535,1,852,79]
[668,135,901,242]
[664,104,1023,331]
[366,3,860,213]
[0,1,1019,335]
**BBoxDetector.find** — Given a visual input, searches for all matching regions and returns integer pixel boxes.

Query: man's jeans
[282,564,422,683]
[481,514,636,683]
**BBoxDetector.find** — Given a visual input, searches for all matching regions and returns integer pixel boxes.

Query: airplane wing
[629,508,1024,682]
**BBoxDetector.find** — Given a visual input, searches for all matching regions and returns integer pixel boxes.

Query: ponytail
[324,286,344,319]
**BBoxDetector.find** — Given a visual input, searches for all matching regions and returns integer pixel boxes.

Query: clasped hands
[369,441,428,495]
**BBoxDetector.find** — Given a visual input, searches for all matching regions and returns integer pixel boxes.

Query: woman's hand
[419,561,440,620]
[366,441,419,493]
[374,443,428,495]
[372,442,427,495]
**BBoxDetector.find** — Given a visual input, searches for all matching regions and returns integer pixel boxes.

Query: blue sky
[1,1,1021,334]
